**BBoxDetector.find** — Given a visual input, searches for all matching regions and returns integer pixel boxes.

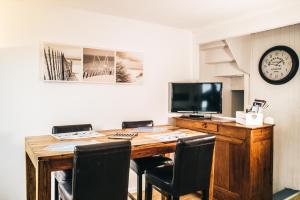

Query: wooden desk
[25,125,213,200]
[173,117,274,200]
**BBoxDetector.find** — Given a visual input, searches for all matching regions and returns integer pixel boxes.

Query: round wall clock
[259,45,299,85]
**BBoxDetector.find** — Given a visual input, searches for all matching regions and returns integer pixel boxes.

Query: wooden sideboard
[173,117,274,200]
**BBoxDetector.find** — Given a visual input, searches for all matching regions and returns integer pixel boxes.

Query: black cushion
[58,141,131,200]
[130,155,172,174]
[172,135,216,194]
[58,180,73,200]
[145,134,216,198]
[146,164,174,192]
[54,170,72,182]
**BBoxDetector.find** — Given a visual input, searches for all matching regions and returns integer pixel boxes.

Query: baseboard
[273,188,300,200]
[285,192,300,200]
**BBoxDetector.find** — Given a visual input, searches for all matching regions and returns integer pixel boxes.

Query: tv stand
[173,117,274,200]
[180,114,212,120]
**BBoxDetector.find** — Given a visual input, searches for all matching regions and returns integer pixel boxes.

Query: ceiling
[49,0,300,32]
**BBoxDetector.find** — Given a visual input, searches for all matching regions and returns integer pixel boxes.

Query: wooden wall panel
[250,24,300,192]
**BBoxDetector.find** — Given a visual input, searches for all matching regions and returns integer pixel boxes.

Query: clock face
[261,50,292,81]
[259,46,299,85]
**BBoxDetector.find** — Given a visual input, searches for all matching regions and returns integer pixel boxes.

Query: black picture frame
[258,45,299,85]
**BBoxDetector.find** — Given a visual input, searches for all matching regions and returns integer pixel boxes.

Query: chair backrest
[72,141,131,200]
[122,120,154,129]
[52,124,93,134]
[172,134,216,196]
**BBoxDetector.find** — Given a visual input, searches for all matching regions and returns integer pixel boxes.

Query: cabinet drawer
[175,119,218,132]
[218,126,247,140]
[195,121,218,132]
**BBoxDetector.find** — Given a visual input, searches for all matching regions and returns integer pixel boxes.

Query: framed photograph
[83,48,115,83]
[116,51,143,84]
[42,43,83,81]
[41,42,143,84]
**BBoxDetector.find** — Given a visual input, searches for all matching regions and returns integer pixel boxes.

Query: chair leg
[161,192,166,200]
[145,182,152,200]
[137,173,143,200]
[202,189,209,200]
[159,191,169,200]
[128,192,136,200]
[54,179,59,200]
[172,196,179,200]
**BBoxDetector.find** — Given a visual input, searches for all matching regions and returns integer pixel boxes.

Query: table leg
[209,147,215,200]
[160,193,167,200]
[26,153,36,200]
[164,153,170,158]
[36,160,51,200]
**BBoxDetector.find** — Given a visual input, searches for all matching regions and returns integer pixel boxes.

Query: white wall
[198,49,233,116]
[250,24,300,192]
[193,1,300,43]
[0,2,193,200]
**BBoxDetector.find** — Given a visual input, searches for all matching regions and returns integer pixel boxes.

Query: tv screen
[170,82,222,113]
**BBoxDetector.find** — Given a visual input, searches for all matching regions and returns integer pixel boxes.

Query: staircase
[199,35,251,113]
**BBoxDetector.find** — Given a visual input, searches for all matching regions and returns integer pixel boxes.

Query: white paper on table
[135,127,168,133]
[46,141,100,152]
[145,131,189,142]
[52,131,105,140]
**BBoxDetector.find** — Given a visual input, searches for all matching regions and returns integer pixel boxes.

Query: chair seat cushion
[146,164,174,192]
[130,155,172,174]
[58,180,73,200]
[54,170,72,182]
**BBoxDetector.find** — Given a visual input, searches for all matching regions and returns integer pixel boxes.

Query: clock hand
[269,60,283,67]
[276,60,283,65]
[269,62,279,66]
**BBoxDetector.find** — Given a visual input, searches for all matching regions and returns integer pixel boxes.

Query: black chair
[58,141,131,200]
[52,124,93,200]
[122,120,154,129]
[52,124,93,134]
[145,134,216,200]
[123,120,172,200]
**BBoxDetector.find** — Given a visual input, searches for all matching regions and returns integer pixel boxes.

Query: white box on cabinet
[236,111,263,126]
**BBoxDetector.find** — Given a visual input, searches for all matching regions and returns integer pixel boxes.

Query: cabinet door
[213,136,248,200]
[249,128,273,200]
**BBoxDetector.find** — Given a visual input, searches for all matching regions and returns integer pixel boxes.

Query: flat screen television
[170,82,222,114]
